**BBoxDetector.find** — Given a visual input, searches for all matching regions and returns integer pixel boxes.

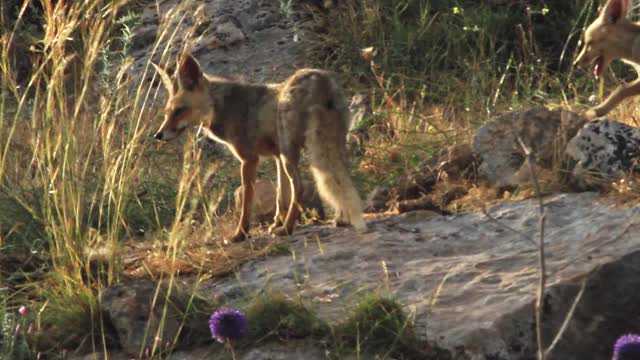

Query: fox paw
[224,232,247,245]
[270,225,294,237]
[585,109,598,120]
[333,219,350,228]
[268,220,284,234]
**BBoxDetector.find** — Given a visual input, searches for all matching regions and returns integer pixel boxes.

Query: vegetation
[333,293,424,358]
[245,292,328,342]
[1,0,638,358]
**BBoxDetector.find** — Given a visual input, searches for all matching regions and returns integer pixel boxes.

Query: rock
[438,143,476,180]
[234,180,280,223]
[100,281,206,356]
[395,185,467,214]
[203,192,640,359]
[234,180,324,223]
[566,119,640,188]
[238,340,326,360]
[364,186,389,213]
[437,185,468,207]
[396,195,441,214]
[131,0,308,85]
[348,93,372,145]
[396,170,437,201]
[472,107,586,186]
[205,15,246,49]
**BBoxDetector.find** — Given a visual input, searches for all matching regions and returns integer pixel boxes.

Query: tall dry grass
[0,0,226,357]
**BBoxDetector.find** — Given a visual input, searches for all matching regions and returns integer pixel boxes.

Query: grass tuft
[245,292,328,343]
[336,293,421,357]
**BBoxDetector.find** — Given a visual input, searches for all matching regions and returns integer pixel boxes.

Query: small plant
[0,301,34,360]
[337,293,420,357]
[209,307,247,343]
[35,284,117,355]
[245,292,327,342]
[209,307,247,360]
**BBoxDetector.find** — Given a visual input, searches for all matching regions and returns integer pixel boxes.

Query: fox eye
[171,106,188,118]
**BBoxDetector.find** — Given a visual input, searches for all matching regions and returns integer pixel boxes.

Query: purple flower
[209,307,247,343]
[18,306,27,317]
[613,334,640,360]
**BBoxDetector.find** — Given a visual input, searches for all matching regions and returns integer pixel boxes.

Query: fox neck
[616,22,640,65]
[204,79,229,140]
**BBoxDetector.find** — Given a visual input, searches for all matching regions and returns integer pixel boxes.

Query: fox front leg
[269,156,289,234]
[227,159,258,243]
[587,79,640,119]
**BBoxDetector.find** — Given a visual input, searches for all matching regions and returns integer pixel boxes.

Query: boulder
[364,186,390,213]
[566,119,640,188]
[131,0,308,85]
[395,170,438,201]
[100,281,211,356]
[395,185,467,214]
[206,192,640,359]
[234,180,324,223]
[100,281,182,356]
[348,93,372,146]
[472,107,586,186]
[438,143,477,180]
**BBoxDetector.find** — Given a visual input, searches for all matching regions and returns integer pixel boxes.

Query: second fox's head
[153,54,213,141]
[574,0,632,80]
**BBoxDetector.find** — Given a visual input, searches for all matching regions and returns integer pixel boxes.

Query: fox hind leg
[271,145,303,236]
[270,156,290,233]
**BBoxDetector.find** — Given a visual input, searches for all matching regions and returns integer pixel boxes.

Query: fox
[152,53,366,243]
[574,0,640,119]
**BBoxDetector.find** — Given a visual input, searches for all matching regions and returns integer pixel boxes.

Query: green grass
[333,293,424,359]
[245,292,328,343]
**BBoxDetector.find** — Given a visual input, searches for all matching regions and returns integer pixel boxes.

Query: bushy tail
[305,80,365,231]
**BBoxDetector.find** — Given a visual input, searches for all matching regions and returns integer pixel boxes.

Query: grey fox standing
[153,54,365,242]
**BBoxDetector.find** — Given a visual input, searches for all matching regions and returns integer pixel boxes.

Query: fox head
[574,0,634,79]
[153,54,212,141]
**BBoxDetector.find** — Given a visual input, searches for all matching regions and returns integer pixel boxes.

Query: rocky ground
[91,192,640,360]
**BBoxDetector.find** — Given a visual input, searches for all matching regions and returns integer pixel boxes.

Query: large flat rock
[203,192,640,359]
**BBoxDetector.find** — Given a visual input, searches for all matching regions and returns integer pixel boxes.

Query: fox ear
[178,54,203,91]
[151,62,175,96]
[603,0,629,24]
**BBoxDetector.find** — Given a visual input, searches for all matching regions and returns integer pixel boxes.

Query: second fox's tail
[304,77,365,231]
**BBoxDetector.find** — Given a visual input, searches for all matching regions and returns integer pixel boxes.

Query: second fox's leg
[269,156,290,233]
[589,79,640,119]
[272,147,302,236]
[228,158,258,243]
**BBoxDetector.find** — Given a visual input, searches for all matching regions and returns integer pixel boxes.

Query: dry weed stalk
[516,136,588,360]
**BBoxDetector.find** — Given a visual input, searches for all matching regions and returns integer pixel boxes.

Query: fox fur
[575,0,640,119]
[153,54,365,242]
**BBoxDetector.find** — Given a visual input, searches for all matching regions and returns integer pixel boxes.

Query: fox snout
[152,125,183,142]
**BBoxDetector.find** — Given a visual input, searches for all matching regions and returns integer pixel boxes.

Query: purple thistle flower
[209,307,247,343]
[613,334,640,360]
